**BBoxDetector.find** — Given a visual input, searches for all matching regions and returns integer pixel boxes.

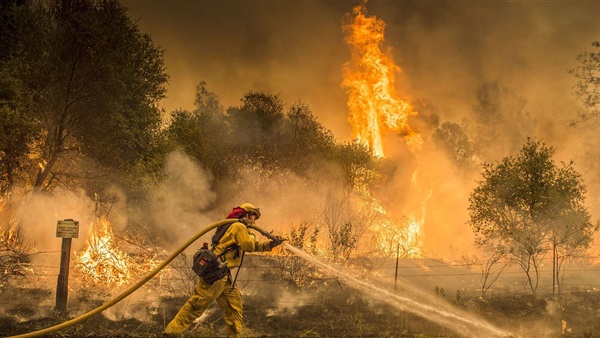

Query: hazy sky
[122,0,600,144]
[118,0,600,256]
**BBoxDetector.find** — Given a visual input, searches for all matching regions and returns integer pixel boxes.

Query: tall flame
[342,4,426,257]
[342,4,421,157]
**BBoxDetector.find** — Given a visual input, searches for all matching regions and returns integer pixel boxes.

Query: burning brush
[0,226,32,286]
[76,217,168,288]
[76,216,133,287]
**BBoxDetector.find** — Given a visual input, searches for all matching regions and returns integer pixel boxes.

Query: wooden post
[56,237,72,314]
[55,219,78,315]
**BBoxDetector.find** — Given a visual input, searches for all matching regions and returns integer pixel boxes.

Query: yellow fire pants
[164,276,243,337]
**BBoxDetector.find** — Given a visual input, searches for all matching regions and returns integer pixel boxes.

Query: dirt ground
[1,256,600,337]
[2,287,600,337]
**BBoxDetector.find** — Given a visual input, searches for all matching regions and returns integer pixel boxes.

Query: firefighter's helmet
[240,203,261,220]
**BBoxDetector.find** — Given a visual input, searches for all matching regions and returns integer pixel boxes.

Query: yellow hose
[246,224,277,241]
[8,219,237,338]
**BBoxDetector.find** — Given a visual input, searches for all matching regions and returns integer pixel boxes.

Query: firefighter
[163,203,284,337]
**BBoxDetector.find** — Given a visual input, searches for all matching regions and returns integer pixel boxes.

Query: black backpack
[191,222,237,284]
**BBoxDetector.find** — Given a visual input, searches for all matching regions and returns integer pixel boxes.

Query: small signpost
[56,219,79,314]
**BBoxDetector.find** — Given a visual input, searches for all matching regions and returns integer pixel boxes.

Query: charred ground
[1,256,600,337]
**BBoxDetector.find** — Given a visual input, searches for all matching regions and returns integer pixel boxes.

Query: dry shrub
[0,226,32,287]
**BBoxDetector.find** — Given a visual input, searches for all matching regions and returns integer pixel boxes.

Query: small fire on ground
[75,217,167,288]
[76,216,133,287]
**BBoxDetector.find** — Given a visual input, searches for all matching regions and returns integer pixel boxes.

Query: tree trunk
[552,242,556,295]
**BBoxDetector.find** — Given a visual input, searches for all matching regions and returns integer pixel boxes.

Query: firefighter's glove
[270,235,285,249]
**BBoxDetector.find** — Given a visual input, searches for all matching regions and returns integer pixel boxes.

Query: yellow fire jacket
[212,221,272,268]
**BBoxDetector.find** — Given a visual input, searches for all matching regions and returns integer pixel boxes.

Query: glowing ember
[76,216,133,287]
[342,4,421,157]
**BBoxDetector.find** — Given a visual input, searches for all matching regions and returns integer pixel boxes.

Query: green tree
[226,91,286,172]
[335,141,380,192]
[167,81,229,178]
[568,41,600,210]
[0,80,37,198]
[0,1,43,197]
[0,0,168,193]
[281,102,335,175]
[432,121,477,170]
[224,91,336,183]
[546,163,598,294]
[468,138,596,295]
[570,41,600,125]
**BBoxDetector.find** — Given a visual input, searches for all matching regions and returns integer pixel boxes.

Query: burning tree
[468,138,597,295]
[339,4,428,258]
[341,4,421,157]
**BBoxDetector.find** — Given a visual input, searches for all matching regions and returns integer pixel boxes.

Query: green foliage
[226,91,285,171]
[276,222,321,287]
[282,102,336,175]
[432,121,477,170]
[167,87,344,203]
[0,0,168,193]
[166,82,230,177]
[230,91,285,133]
[0,105,37,195]
[468,138,596,294]
[570,41,600,125]
[224,91,336,179]
[335,141,382,191]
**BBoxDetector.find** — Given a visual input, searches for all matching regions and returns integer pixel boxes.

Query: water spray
[279,242,512,337]
[246,224,512,336]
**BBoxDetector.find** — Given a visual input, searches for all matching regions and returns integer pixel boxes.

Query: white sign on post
[56,219,79,238]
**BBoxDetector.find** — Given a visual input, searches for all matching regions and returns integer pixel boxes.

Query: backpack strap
[212,222,234,248]
[212,220,243,260]
[230,251,245,291]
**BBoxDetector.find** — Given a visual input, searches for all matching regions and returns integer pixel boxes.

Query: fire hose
[8,219,278,338]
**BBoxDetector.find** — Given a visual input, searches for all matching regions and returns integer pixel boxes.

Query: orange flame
[76,217,133,287]
[342,4,421,157]
[342,4,427,257]
[0,226,20,248]
[369,198,423,258]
